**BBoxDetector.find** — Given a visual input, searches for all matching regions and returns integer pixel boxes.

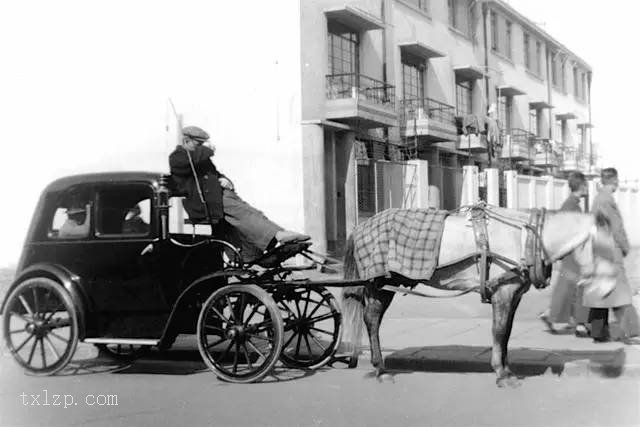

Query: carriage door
[88,183,169,338]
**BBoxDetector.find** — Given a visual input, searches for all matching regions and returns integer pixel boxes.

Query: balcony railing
[399,98,455,124]
[499,128,534,160]
[326,73,396,106]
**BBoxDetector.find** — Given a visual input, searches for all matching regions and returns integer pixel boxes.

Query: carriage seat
[183,217,225,238]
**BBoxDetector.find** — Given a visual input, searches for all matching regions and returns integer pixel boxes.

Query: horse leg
[363,278,395,377]
[491,281,528,388]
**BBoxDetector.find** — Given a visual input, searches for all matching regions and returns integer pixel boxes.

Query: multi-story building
[298,0,594,254]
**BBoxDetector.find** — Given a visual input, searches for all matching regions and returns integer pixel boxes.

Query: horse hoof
[348,357,359,369]
[377,373,395,383]
[496,375,521,388]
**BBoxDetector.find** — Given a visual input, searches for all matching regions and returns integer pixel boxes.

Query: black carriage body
[9,172,225,342]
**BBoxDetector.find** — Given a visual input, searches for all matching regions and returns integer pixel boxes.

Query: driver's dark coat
[169,145,224,220]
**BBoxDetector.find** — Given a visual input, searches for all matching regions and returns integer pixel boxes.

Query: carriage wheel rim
[2,278,78,375]
[276,287,342,369]
[197,285,283,383]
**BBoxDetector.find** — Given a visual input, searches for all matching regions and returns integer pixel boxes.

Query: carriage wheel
[2,278,79,376]
[197,284,283,383]
[273,286,342,369]
[95,344,150,361]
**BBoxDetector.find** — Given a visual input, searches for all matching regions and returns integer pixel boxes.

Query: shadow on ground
[384,345,626,378]
[55,349,317,383]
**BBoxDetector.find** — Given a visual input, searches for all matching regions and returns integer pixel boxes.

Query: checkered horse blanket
[352,208,448,281]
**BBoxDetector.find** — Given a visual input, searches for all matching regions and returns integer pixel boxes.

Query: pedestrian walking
[585,167,640,344]
[539,172,590,336]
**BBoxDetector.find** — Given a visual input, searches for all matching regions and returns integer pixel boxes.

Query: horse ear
[594,211,611,231]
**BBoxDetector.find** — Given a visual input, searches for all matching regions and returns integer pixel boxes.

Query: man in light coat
[586,167,639,343]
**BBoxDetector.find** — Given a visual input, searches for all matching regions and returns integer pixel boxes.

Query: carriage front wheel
[196,284,284,383]
[2,277,79,376]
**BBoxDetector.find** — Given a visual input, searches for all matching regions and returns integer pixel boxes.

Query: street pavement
[0,251,639,426]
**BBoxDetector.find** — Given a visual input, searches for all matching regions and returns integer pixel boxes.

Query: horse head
[542,211,619,298]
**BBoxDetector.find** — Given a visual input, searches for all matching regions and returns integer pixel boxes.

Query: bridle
[464,203,552,303]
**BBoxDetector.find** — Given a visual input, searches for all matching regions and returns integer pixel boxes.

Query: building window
[448,0,470,37]
[561,61,566,93]
[535,41,542,75]
[497,90,512,131]
[573,66,579,98]
[551,54,558,87]
[456,78,473,116]
[327,22,359,75]
[490,12,498,51]
[554,121,563,143]
[505,21,512,58]
[401,53,425,100]
[403,0,429,12]
[523,33,530,70]
[529,110,538,136]
[581,72,587,101]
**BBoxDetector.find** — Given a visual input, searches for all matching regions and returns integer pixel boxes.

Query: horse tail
[341,233,365,368]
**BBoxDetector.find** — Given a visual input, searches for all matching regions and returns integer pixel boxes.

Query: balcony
[531,140,559,167]
[499,129,534,160]
[399,98,457,143]
[457,134,488,151]
[560,146,588,172]
[325,74,398,128]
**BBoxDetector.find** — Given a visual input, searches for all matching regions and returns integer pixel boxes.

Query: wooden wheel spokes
[2,278,78,376]
[197,285,283,383]
[275,286,342,369]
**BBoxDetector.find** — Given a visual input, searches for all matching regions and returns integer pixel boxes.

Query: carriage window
[49,204,91,239]
[95,186,152,238]
[48,188,92,240]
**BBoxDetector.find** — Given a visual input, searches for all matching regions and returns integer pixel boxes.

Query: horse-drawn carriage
[1,171,620,386]
[1,172,347,383]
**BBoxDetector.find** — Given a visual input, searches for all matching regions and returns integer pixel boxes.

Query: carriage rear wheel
[2,278,79,376]
[273,286,342,369]
[197,284,283,383]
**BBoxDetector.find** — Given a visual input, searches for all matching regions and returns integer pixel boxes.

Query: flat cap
[182,126,209,141]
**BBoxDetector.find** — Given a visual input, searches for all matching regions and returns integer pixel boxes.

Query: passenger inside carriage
[168,125,311,262]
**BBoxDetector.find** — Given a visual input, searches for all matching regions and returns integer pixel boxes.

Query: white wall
[0,0,304,267]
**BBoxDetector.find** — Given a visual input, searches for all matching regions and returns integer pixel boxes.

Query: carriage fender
[1,263,89,339]
[159,270,240,343]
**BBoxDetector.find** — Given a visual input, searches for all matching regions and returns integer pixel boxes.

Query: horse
[341,205,619,387]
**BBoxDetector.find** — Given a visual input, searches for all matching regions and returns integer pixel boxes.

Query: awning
[453,65,484,80]
[497,85,526,96]
[555,112,578,121]
[529,100,553,110]
[399,41,446,60]
[325,6,384,31]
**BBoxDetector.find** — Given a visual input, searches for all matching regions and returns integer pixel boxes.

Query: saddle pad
[352,208,448,281]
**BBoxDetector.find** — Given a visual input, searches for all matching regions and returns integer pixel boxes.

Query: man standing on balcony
[585,167,640,344]
[539,172,590,336]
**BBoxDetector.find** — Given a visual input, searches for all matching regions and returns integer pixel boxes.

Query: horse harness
[470,205,552,303]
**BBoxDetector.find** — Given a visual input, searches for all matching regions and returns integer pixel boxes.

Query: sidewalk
[350,317,640,378]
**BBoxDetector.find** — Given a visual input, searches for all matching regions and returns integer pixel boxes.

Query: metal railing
[509,128,536,147]
[326,73,396,106]
[399,97,456,124]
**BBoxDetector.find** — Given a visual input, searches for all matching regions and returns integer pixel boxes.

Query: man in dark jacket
[169,126,309,252]
[539,172,590,336]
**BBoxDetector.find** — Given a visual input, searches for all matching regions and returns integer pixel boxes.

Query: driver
[169,126,310,253]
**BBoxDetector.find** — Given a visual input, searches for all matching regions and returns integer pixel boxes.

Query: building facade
[299,0,594,255]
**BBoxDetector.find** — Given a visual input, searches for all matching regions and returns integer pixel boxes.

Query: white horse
[341,207,619,387]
